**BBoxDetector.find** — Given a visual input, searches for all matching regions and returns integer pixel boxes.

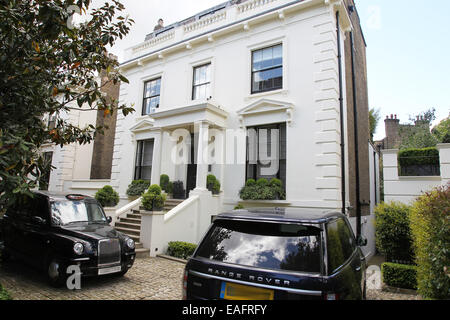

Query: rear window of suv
[195,220,322,273]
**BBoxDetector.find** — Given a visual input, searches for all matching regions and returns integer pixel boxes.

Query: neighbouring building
[111,0,379,257]
[40,54,120,194]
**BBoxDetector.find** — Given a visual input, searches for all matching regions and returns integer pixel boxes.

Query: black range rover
[0,192,136,286]
[183,208,367,300]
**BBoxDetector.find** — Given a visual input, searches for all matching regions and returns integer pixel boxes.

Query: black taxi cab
[0,191,136,287]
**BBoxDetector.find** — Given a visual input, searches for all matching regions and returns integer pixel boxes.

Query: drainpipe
[349,30,362,240]
[336,11,346,215]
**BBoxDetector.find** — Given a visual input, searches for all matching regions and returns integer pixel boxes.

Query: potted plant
[206,174,221,195]
[172,180,185,200]
[126,179,150,201]
[95,185,120,208]
[141,184,167,211]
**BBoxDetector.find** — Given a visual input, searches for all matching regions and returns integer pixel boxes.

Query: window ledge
[244,88,288,101]
[398,176,441,181]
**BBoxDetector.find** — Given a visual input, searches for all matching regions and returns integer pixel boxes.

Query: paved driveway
[1,255,420,300]
[0,257,185,300]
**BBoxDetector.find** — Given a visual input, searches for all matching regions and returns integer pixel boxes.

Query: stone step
[165,199,184,204]
[115,222,141,231]
[135,247,150,259]
[135,242,143,249]
[119,217,141,224]
[115,226,140,237]
[126,213,141,220]
[128,234,140,243]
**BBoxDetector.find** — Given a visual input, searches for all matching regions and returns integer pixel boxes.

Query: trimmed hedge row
[410,185,450,299]
[398,147,439,167]
[374,201,415,264]
[382,262,417,290]
[167,241,197,259]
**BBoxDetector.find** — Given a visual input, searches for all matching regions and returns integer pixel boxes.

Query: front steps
[115,209,149,259]
[114,198,185,259]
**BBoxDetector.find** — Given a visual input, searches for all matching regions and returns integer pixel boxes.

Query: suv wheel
[47,258,68,288]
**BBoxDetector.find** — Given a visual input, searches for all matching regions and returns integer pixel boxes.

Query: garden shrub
[141,185,166,211]
[398,147,439,167]
[167,241,197,259]
[206,174,221,195]
[172,180,185,199]
[160,174,170,193]
[0,283,12,300]
[95,185,119,208]
[374,201,414,264]
[126,180,150,197]
[234,204,245,210]
[410,185,450,299]
[382,262,418,290]
[239,178,286,201]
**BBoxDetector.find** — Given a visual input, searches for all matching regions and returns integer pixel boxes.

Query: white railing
[164,195,199,222]
[131,29,175,54]
[183,10,227,33]
[115,196,142,220]
[237,0,278,14]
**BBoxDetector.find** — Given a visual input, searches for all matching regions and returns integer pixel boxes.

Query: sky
[88,0,450,141]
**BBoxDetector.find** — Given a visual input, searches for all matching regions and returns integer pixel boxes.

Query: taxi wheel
[47,258,68,288]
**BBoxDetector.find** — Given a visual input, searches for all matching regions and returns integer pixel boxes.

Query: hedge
[167,241,197,259]
[398,147,439,167]
[410,185,450,299]
[126,180,150,197]
[382,262,417,290]
[239,178,286,201]
[0,283,11,300]
[374,201,415,264]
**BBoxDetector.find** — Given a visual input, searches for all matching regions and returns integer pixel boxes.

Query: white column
[437,143,450,185]
[195,121,209,190]
[151,129,163,186]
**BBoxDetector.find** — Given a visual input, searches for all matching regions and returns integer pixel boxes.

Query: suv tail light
[182,270,188,300]
[323,292,340,300]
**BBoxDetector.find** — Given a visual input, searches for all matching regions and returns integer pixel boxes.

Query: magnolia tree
[0,0,134,209]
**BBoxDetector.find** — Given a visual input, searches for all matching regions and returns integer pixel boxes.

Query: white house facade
[108,0,377,257]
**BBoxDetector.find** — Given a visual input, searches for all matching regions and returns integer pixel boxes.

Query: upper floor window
[143,78,161,115]
[192,63,211,100]
[251,44,282,94]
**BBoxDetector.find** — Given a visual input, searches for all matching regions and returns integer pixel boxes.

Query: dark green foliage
[0,283,12,300]
[206,174,221,195]
[141,184,166,211]
[0,0,134,211]
[245,179,256,186]
[398,148,439,167]
[239,178,286,201]
[126,180,150,197]
[410,185,450,299]
[172,180,185,199]
[374,202,414,264]
[167,241,197,259]
[234,204,245,210]
[382,262,418,290]
[160,174,170,192]
[432,116,450,143]
[95,185,119,208]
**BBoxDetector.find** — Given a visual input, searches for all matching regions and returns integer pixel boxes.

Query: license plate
[98,265,121,275]
[220,282,274,300]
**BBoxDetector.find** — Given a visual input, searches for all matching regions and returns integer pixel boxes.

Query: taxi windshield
[50,200,107,226]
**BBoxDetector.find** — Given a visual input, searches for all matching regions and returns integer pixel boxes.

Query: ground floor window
[246,123,286,186]
[134,139,154,181]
